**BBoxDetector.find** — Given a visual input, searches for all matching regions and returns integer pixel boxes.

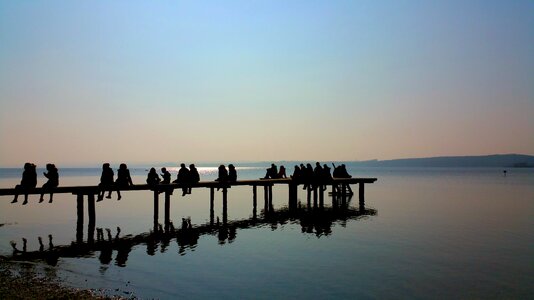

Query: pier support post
[341,184,347,198]
[313,186,318,208]
[268,185,273,209]
[319,187,324,209]
[210,187,215,225]
[359,183,365,204]
[253,185,257,219]
[264,186,269,212]
[87,194,96,243]
[153,191,159,229]
[76,194,84,243]
[164,191,171,231]
[222,188,228,224]
[307,188,311,208]
[288,184,298,210]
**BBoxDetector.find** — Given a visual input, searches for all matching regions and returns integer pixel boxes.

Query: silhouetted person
[115,163,133,200]
[12,162,37,204]
[228,164,237,182]
[160,167,171,184]
[174,163,190,196]
[98,163,114,201]
[262,164,278,179]
[215,165,228,182]
[291,165,302,183]
[333,164,352,194]
[187,164,200,194]
[278,165,287,179]
[146,167,161,186]
[39,163,59,203]
[303,163,314,190]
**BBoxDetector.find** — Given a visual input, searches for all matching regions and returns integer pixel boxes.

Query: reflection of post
[210,187,215,225]
[341,183,347,198]
[164,191,170,231]
[222,188,228,224]
[307,188,311,208]
[252,185,257,219]
[88,193,96,244]
[76,194,84,243]
[153,191,159,229]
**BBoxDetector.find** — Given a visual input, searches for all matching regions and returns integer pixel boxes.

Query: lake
[0,165,532,299]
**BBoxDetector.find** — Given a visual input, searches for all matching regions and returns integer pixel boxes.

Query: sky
[0,1,533,167]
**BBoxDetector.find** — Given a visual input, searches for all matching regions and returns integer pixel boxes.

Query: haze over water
[0,166,532,299]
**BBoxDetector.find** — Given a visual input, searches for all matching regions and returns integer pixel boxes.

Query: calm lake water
[0,165,532,299]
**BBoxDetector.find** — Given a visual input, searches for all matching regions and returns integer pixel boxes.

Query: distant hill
[348,154,534,168]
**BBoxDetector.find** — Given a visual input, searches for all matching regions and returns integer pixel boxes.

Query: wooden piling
[164,191,170,229]
[76,194,84,243]
[222,188,228,224]
[153,191,159,225]
[252,185,257,219]
[359,182,365,203]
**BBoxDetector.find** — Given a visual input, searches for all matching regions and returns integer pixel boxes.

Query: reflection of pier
[6,195,376,266]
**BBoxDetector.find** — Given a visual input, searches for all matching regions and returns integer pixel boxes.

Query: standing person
[146,167,161,186]
[98,163,114,201]
[12,162,37,205]
[188,164,200,194]
[39,164,59,203]
[160,167,171,184]
[115,163,133,200]
[228,164,237,182]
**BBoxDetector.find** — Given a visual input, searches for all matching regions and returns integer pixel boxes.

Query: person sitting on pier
[39,163,59,203]
[12,162,37,205]
[188,164,200,194]
[291,165,302,182]
[262,164,278,179]
[115,163,133,200]
[173,163,190,196]
[278,165,287,179]
[228,164,237,182]
[332,164,352,194]
[146,167,161,186]
[98,163,114,201]
[302,163,314,190]
[321,164,333,191]
[160,167,171,184]
[215,164,228,182]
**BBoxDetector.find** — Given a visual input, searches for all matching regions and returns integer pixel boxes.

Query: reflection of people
[115,163,133,200]
[12,162,37,204]
[228,164,237,182]
[39,164,59,203]
[146,167,161,186]
[98,163,114,201]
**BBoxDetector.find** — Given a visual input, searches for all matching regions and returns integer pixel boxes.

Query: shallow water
[0,166,533,299]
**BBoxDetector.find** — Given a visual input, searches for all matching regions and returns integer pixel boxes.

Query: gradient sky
[1,1,533,167]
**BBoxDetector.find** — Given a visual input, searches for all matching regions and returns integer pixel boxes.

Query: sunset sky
[1,1,532,167]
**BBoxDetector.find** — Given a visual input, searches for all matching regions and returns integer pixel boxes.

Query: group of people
[11,163,59,205]
[11,162,353,204]
[262,162,352,191]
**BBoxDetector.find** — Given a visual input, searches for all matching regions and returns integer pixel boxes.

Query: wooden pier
[0,177,377,233]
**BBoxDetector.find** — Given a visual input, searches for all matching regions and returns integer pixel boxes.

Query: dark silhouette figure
[278,165,287,179]
[12,162,37,204]
[332,163,353,194]
[228,164,237,182]
[215,164,228,182]
[160,167,171,184]
[115,163,133,200]
[173,163,190,196]
[39,164,59,203]
[262,164,278,179]
[303,163,314,190]
[186,164,200,194]
[146,167,161,186]
[98,163,114,201]
[291,165,302,183]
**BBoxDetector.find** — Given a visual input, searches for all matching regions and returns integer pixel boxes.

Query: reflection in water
[6,195,376,268]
